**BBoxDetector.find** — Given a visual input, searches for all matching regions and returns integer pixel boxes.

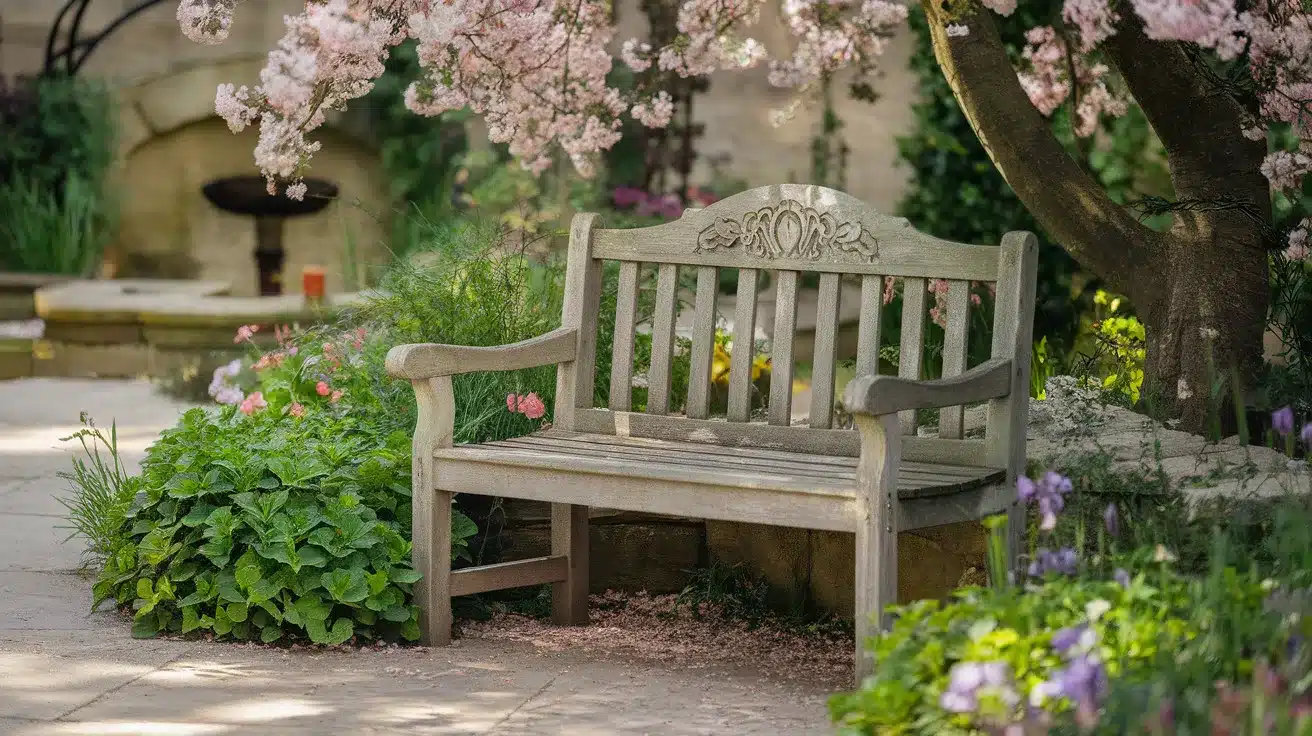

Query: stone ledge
[0,273,76,321]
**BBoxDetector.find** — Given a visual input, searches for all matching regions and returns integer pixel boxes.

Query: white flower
[946,23,970,37]
[1085,598,1111,622]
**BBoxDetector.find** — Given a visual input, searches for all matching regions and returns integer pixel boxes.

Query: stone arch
[109,57,391,296]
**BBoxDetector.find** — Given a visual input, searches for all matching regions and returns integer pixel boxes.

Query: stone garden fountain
[201,176,338,296]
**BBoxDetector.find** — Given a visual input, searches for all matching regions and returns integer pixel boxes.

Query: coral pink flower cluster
[506,392,547,420]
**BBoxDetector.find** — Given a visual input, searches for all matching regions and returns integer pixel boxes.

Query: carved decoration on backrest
[694,199,879,262]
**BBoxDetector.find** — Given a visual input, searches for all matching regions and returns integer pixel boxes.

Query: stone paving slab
[0,572,114,632]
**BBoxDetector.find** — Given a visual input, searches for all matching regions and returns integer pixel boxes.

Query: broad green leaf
[138,526,177,566]
[181,503,217,527]
[400,615,421,641]
[132,614,163,639]
[213,606,233,636]
[235,565,262,591]
[389,567,422,585]
[298,545,329,568]
[227,602,249,623]
[322,569,370,604]
[366,570,389,597]
[260,625,283,644]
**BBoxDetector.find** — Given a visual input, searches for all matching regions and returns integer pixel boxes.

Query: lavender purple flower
[1273,406,1295,436]
[1301,422,1312,447]
[1018,471,1074,531]
[1113,568,1131,588]
[1028,547,1078,578]
[940,660,1020,714]
[1104,502,1119,537]
[207,360,246,406]
[1050,624,1089,654]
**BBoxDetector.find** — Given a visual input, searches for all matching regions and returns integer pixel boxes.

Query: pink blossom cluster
[1016,26,1128,137]
[767,0,907,89]
[506,392,547,420]
[926,279,984,328]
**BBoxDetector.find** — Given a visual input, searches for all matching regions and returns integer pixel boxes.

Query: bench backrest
[552,184,1037,470]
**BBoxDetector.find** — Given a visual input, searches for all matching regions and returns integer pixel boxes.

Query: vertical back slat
[898,277,927,436]
[768,271,799,427]
[855,275,884,378]
[686,266,719,419]
[554,213,604,430]
[938,280,972,439]
[646,263,679,415]
[607,261,641,411]
[809,273,842,429]
[727,268,759,422]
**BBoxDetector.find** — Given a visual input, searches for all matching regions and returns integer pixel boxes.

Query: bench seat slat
[436,430,1003,501]
[494,432,991,481]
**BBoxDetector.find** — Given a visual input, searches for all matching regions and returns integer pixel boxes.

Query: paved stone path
[0,379,832,735]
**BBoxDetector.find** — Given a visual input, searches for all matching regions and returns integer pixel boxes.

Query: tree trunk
[920,2,1272,432]
[1143,227,1268,431]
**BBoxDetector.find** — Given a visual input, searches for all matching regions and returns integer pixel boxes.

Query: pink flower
[234,324,258,343]
[330,390,343,403]
[289,402,306,417]
[517,392,546,420]
[316,381,331,396]
[239,391,267,415]
[507,393,518,411]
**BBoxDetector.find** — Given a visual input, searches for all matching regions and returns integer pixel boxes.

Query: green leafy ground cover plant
[91,326,479,645]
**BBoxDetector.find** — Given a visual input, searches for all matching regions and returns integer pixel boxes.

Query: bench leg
[855,503,897,681]
[853,413,900,682]
[551,503,589,625]
[414,487,454,646]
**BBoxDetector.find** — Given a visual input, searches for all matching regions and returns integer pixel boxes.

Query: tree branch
[1101,14,1268,212]
[921,3,1166,314]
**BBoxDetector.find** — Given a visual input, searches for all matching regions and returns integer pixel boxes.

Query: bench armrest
[385,327,578,381]
[842,358,1013,417]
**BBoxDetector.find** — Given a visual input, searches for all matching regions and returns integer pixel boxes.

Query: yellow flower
[711,343,732,384]
[751,354,770,381]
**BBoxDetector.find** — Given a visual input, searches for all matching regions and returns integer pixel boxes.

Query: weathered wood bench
[386,184,1038,678]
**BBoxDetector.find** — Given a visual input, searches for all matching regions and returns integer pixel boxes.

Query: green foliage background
[0,74,118,274]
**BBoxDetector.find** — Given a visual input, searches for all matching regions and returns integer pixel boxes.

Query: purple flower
[657,193,684,220]
[1104,503,1119,537]
[940,661,1018,714]
[1050,625,1087,653]
[611,186,645,208]
[1273,406,1295,436]
[1028,547,1078,578]
[1113,568,1131,588]
[1054,655,1108,710]
[1017,475,1036,502]
[1018,471,1074,532]
[1301,423,1312,447]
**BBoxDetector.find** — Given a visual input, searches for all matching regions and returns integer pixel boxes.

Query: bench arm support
[385,327,579,381]
[842,357,1013,417]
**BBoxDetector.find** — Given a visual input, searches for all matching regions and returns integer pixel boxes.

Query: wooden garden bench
[386,184,1038,678]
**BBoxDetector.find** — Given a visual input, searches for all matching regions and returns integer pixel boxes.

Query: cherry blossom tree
[177,0,1310,430]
